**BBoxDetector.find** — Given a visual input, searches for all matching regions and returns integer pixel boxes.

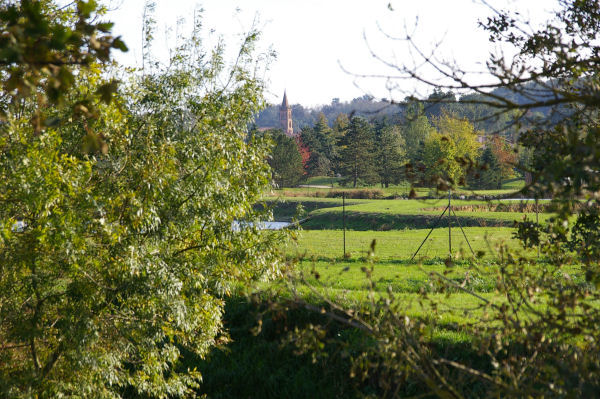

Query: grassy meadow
[285,227,519,260]
[265,177,550,328]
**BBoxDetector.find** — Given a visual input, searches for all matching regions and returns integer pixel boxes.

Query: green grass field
[281,225,530,328]
[270,190,551,332]
[269,187,547,313]
[284,227,520,260]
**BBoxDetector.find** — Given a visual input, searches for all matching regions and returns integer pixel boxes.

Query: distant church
[279,90,294,136]
[255,90,295,135]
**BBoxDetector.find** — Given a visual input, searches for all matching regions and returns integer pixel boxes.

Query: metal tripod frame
[409,191,475,263]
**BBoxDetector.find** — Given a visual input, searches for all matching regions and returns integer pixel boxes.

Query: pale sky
[107,0,557,107]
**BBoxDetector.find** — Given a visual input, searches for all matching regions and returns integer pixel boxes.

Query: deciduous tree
[487,133,516,185]
[421,133,460,187]
[0,0,127,129]
[0,3,280,397]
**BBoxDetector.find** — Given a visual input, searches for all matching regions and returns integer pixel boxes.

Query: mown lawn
[309,198,545,226]
[283,227,521,260]
[280,225,531,328]
[273,193,545,327]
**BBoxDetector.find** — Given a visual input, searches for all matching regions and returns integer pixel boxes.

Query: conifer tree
[476,146,502,189]
[268,130,305,187]
[300,113,337,177]
[338,116,377,187]
[375,124,406,187]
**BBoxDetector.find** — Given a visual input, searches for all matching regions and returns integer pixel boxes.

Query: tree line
[255,83,557,138]
[265,100,519,190]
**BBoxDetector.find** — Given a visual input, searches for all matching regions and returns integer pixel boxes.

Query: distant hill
[255,95,402,132]
[256,82,565,137]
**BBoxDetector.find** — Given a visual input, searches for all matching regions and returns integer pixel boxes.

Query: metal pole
[343,192,346,257]
[448,190,452,256]
[451,209,475,256]
[409,205,449,263]
[535,198,540,259]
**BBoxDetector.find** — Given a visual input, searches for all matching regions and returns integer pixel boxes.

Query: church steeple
[281,90,289,108]
[279,90,293,136]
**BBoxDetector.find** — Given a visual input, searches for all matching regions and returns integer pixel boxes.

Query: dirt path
[297,184,332,189]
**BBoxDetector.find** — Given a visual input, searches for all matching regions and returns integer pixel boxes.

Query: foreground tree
[0,3,280,397]
[0,0,127,129]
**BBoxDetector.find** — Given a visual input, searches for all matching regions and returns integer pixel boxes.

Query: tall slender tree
[402,101,435,165]
[375,124,406,187]
[338,116,377,187]
[267,130,305,188]
[314,113,338,172]
[300,113,338,177]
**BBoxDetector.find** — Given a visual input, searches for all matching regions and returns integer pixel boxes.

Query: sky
[107,0,558,107]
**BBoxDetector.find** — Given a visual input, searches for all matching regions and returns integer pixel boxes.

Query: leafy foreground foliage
[0,3,282,397]
[0,0,127,128]
[238,246,597,398]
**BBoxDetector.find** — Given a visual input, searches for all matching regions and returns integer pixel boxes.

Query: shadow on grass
[178,296,494,398]
[302,213,512,231]
[285,255,482,266]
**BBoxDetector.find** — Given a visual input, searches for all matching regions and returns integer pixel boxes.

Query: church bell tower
[279,90,293,136]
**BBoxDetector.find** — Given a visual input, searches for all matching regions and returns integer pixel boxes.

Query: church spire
[282,90,289,108]
[279,90,293,136]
